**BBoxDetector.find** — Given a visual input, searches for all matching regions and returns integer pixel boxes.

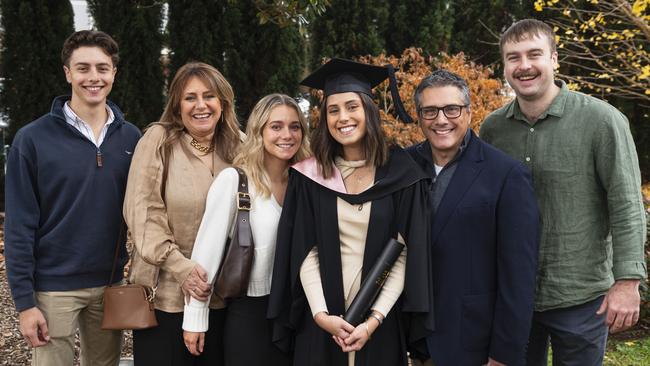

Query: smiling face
[503,34,558,102]
[418,85,470,166]
[179,76,222,141]
[262,105,303,163]
[325,92,367,159]
[64,46,116,109]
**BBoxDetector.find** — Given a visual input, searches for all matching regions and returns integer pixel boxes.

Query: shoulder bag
[101,140,173,330]
[214,167,255,299]
[101,223,158,330]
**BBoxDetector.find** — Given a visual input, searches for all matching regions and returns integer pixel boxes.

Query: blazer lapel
[431,135,485,245]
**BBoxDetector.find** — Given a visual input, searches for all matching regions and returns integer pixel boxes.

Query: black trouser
[133,308,226,366]
[224,295,292,366]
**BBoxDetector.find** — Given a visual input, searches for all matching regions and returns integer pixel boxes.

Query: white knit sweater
[182,167,282,332]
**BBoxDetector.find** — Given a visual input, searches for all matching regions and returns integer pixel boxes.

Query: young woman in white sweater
[181,93,309,365]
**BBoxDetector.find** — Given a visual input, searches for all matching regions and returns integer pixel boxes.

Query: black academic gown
[268,147,434,366]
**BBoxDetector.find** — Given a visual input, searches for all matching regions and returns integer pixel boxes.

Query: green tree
[0,0,74,142]
[88,0,164,128]
[310,0,389,68]
[254,0,330,31]
[534,0,650,180]
[166,0,229,81]
[385,0,455,56]
[224,2,305,121]
[449,0,534,70]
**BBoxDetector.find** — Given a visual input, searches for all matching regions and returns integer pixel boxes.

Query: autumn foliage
[535,0,650,103]
[309,48,510,147]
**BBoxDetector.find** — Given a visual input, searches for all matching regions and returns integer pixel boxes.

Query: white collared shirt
[63,102,115,147]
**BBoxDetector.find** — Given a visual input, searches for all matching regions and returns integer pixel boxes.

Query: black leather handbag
[214,168,255,299]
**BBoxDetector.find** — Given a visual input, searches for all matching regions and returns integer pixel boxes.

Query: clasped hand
[314,312,378,353]
[181,264,212,302]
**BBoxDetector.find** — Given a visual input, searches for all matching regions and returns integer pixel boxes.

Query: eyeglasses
[419,105,468,120]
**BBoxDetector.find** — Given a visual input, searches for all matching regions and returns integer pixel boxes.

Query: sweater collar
[50,95,126,126]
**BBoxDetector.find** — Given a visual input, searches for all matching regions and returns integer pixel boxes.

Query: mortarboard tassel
[386,64,414,124]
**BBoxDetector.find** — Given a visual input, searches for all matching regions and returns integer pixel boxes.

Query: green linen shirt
[480,80,647,311]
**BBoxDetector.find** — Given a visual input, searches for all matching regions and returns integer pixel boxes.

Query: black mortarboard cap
[301,58,414,123]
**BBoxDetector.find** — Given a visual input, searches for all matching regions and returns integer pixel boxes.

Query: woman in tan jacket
[123,62,241,366]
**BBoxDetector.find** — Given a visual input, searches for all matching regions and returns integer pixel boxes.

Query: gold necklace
[190,138,213,154]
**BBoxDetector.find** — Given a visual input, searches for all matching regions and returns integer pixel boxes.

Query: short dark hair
[61,30,119,67]
[414,70,471,114]
[500,19,556,57]
[311,92,388,179]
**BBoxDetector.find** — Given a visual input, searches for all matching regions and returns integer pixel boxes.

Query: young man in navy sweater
[5,30,141,365]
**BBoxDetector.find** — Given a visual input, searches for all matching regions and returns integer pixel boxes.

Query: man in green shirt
[480,19,646,365]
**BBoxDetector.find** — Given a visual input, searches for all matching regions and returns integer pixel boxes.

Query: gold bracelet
[364,321,371,340]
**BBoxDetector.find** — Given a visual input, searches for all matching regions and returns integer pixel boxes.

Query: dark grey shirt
[428,130,471,215]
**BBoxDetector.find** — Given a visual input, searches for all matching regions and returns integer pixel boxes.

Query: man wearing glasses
[407,70,540,366]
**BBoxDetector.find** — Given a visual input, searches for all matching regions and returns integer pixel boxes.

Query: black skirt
[224,295,292,366]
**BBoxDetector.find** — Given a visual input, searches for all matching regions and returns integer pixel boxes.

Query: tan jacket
[124,124,228,312]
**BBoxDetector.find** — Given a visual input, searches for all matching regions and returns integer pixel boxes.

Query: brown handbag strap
[234,167,252,247]
[160,141,171,200]
[108,138,171,288]
[108,222,126,287]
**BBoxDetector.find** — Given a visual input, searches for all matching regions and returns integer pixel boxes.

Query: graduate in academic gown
[268,58,434,366]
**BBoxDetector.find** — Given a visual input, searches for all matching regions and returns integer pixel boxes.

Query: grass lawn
[604,337,650,365]
[546,334,650,365]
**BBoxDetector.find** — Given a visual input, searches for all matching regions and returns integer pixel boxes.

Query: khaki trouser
[33,286,122,366]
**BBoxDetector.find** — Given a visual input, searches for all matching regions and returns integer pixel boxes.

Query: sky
[71,0,92,31]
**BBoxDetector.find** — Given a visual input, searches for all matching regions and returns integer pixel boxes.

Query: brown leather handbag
[214,168,255,299]
[101,224,158,330]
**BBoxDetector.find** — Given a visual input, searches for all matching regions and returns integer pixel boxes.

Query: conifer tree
[385,0,454,56]
[310,0,389,68]
[449,0,533,70]
[223,2,305,120]
[166,0,228,81]
[88,0,164,128]
[0,0,74,142]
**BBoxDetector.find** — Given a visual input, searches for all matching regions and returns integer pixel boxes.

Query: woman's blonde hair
[233,94,310,197]
[152,62,241,163]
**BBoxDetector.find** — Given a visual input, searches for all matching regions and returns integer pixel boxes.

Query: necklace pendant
[358,203,363,211]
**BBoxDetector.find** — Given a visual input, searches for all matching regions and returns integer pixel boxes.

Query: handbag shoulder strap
[108,222,125,287]
[109,133,171,288]
[234,167,253,247]
[160,139,171,199]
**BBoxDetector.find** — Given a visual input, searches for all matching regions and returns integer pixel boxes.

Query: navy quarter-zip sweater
[5,96,142,311]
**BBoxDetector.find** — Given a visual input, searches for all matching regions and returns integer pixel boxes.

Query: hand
[337,322,372,352]
[183,330,205,356]
[485,357,507,366]
[313,312,354,342]
[596,279,641,333]
[181,264,211,302]
[18,307,50,348]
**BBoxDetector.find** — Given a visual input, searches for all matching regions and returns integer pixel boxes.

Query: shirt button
[525,157,531,162]
[530,128,534,132]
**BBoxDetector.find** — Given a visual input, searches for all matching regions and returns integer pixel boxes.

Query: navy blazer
[407,131,540,366]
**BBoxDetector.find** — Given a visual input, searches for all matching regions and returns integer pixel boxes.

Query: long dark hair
[311,92,388,178]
